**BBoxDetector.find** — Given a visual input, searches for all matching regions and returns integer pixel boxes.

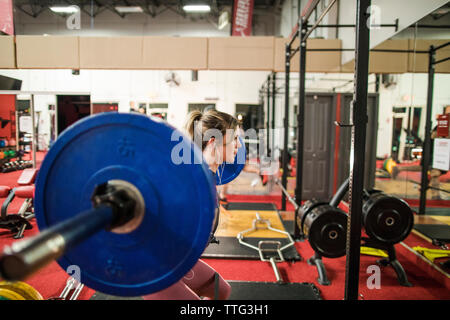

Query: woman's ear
[206,137,216,148]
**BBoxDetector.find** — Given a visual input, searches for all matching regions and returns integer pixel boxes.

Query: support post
[419,46,435,215]
[271,72,276,156]
[294,19,308,240]
[344,0,371,301]
[266,74,271,156]
[282,43,291,211]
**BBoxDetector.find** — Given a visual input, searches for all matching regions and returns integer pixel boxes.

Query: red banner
[437,114,449,138]
[0,0,14,35]
[231,0,254,36]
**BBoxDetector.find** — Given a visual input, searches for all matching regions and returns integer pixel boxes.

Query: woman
[143,109,240,300]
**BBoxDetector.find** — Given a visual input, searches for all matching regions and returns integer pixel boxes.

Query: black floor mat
[202,236,301,261]
[90,281,321,301]
[228,281,321,300]
[413,224,450,243]
[90,292,143,300]
[224,202,278,211]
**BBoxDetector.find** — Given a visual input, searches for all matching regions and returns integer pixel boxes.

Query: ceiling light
[183,5,211,13]
[115,6,144,13]
[50,6,80,13]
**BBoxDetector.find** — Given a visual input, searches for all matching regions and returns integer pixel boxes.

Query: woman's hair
[185,109,238,150]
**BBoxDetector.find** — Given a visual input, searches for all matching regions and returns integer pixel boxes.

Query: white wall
[376,73,450,158]
[0,68,270,142]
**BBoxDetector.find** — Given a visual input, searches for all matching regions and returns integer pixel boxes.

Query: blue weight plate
[216,136,246,185]
[34,113,217,296]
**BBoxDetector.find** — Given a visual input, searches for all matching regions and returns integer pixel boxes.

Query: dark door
[57,95,91,136]
[302,93,336,200]
[336,93,379,192]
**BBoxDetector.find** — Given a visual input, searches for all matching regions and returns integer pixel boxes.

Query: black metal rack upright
[419,41,450,215]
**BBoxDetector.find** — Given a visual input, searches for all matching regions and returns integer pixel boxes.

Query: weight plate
[216,136,246,185]
[362,193,414,244]
[296,199,329,235]
[0,281,43,300]
[304,205,348,258]
[0,288,26,300]
[35,113,217,296]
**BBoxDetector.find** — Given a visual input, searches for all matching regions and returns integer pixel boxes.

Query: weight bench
[0,168,38,238]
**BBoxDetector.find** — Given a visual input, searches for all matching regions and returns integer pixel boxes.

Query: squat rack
[280,0,450,300]
[281,0,372,300]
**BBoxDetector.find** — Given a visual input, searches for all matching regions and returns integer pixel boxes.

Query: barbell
[0,113,246,297]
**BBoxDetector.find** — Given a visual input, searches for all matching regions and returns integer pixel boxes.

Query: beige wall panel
[16,36,79,69]
[142,37,207,70]
[370,39,408,74]
[80,37,143,69]
[208,37,274,70]
[274,38,341,73]
[0,36,15,68]
[408,39,450,73]
[340,40,409,74]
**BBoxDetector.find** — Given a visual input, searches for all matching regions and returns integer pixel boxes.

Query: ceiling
[13,0,284,19]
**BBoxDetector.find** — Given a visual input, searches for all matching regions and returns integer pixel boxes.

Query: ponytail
[184,110,203,139]
[184,109,238,151]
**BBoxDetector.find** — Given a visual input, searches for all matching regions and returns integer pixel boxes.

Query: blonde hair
[185,109,238,150]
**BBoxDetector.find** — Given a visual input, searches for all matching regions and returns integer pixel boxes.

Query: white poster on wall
[433,138,450,171]
[19,116,32,133]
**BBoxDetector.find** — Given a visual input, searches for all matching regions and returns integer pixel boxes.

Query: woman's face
[222,129,241,164]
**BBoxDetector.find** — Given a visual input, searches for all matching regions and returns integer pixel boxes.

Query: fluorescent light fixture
[50,6,79,13]
[115,6,144,13]
[183,5,211,12]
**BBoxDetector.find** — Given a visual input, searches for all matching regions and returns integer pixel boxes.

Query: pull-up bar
[289,47,430,59]
[303,0,338,40]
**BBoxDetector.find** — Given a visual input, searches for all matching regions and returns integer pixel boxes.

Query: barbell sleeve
[0,205,114,281]
[275,179,299,211]
[329,178,350,208]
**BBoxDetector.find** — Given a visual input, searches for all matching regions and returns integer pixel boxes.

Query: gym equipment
[237,213,296,283]
[413,224,450,247]
[335,179,414,286]
[202,236,300,260]
[275,179,299,211]
[383,158,397,175]
[362,190,414,244]
[223,202,277,211]
[360,246,388,258]
[0,281,43,300]
[227,281,321,300]
[298,201,348,259]
[0,288,25,300]
[216,136,246,185]
[296,199,348,286]
[0,119,10,129]
[0,168,37,239]
[58,277,84,300]
[0,113,216,297]
[413,246,450,264]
